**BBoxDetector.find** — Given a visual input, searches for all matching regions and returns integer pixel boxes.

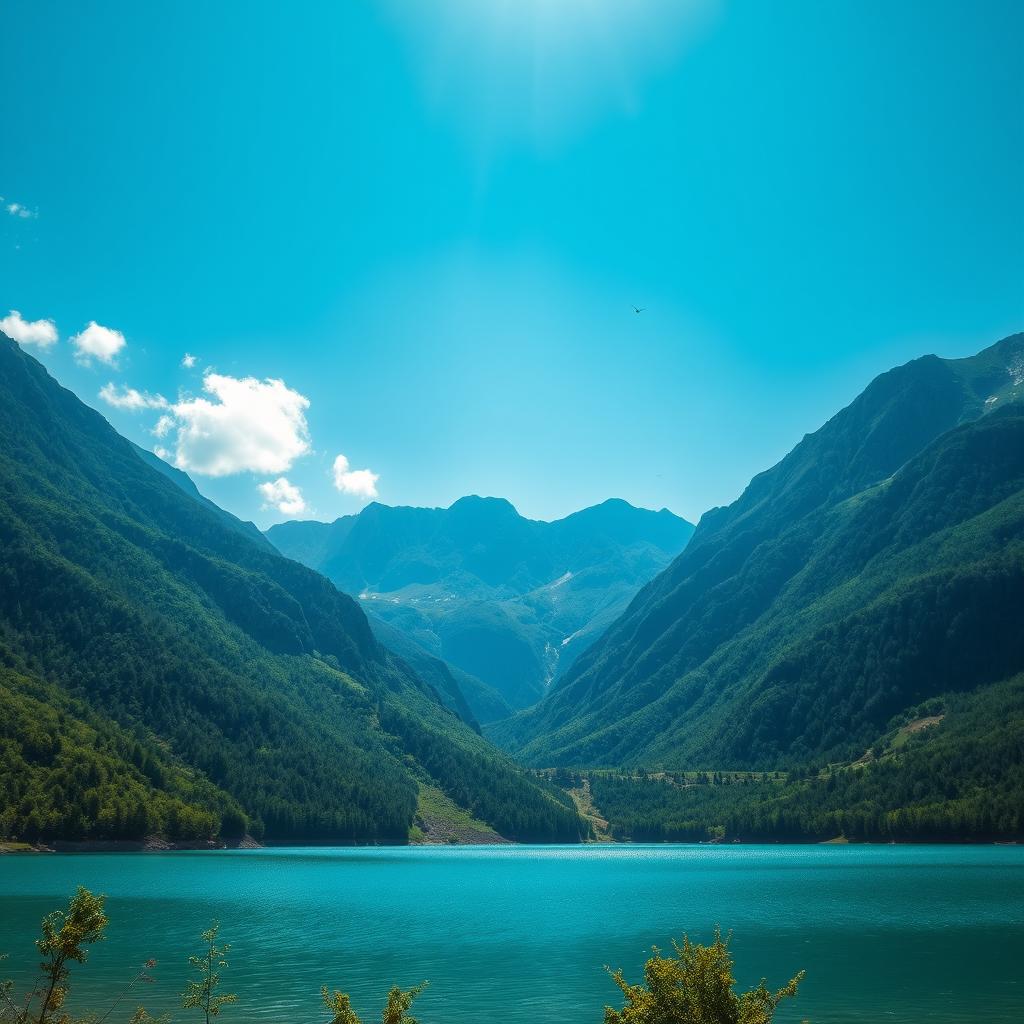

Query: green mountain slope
[0,665,244,843]
[496,334,1024,770]
[130,440,274,552]
[582,672,1024,842]
[364,612,484,728]
[0,334,582,844]
[140,443,513,730]
[266,497,693,716]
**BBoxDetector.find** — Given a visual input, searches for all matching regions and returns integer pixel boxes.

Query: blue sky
[2,1,1021,527]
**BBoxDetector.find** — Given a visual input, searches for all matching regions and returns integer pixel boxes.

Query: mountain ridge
[266,495,694,716]
[0,332,582,844]
[494,333,1024,769]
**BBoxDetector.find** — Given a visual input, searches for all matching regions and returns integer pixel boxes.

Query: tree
[604,928,803,1024]
[319,982,428,1024]
[321,987,362,1024]
[382,983,428,1024]
[181,923,237,1024]
[34,886,108,1024]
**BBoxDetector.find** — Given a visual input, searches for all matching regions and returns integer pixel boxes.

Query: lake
[1,845,1022,1023]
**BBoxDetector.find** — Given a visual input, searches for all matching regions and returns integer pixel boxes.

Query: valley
[0,334,581,848]
[544,670,1024,844]
[3,8,1020,1022]
[266,495,694,719]
[1,331,1023,849]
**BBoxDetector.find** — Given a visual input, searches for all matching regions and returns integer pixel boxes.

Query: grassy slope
[411,784,505,844]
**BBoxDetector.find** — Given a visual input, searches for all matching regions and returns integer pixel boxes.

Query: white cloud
[164,372,311,476]
[1,309,58,348]
[258,477,307,516]
[98,382,169,411]
[332,454,379,500]
[153,414,175,438]
[181,353,197,368]
[71,321,126,365]
[6,202,36,219]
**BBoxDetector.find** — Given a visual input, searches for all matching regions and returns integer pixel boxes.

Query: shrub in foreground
[605,927,803,1024]
[1,889,803,1023]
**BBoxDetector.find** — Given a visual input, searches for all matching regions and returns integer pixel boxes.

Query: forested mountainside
[266,496,693,718]
[0,334,582,845]
[496,334,1024,774]
[565,673,1024,842]
[141,447,508,730]
[130,440,274,552]
[363,613,495,728]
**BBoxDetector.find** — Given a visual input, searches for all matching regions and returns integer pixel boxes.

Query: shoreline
[2,837,1019,854]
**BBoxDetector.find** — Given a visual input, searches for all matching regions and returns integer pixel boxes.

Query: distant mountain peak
[0,335,584,845]
[266,492,695,716]
[447,495,520,517]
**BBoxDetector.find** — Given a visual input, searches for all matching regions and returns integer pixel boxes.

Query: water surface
[1,845,1022,1022]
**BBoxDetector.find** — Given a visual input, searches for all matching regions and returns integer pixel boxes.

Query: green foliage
[500,335,1024,777]
[382,982,428,1024]
[413,785,501,843]
[0,334,582,846]
[0,668,230,843]
[35,886,108,1024]
[322,987,362,1024]
[125,1011,168,1024]
[2,887,805,1024]
[268,496,693,714]
[382,705,581,842]
[605,929,802,1024]
[585,674,1024,841]
[1,893,164,1024]
[317,981,429,1024]
[180,924,237,1024]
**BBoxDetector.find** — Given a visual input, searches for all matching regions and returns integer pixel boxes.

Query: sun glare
[387,0,719,146]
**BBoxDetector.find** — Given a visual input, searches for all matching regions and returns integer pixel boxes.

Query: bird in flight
[633,306,645,314]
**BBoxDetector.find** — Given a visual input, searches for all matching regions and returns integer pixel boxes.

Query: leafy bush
[605,928,803,1024]
[1,890,803,1024]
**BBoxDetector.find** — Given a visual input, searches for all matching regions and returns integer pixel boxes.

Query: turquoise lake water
[1,845,1022,1022]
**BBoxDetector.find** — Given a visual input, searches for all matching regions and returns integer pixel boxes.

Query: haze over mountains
[495,334,1024,775]
[267,498,693,720]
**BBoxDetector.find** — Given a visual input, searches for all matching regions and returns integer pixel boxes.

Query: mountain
[130,440,274,552]
[495,334,1024,771]
[362,613,484,728]
[130,439,505,730]
[0,333,582,845]
[579,671,1024,842]
[266,497,694,718]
